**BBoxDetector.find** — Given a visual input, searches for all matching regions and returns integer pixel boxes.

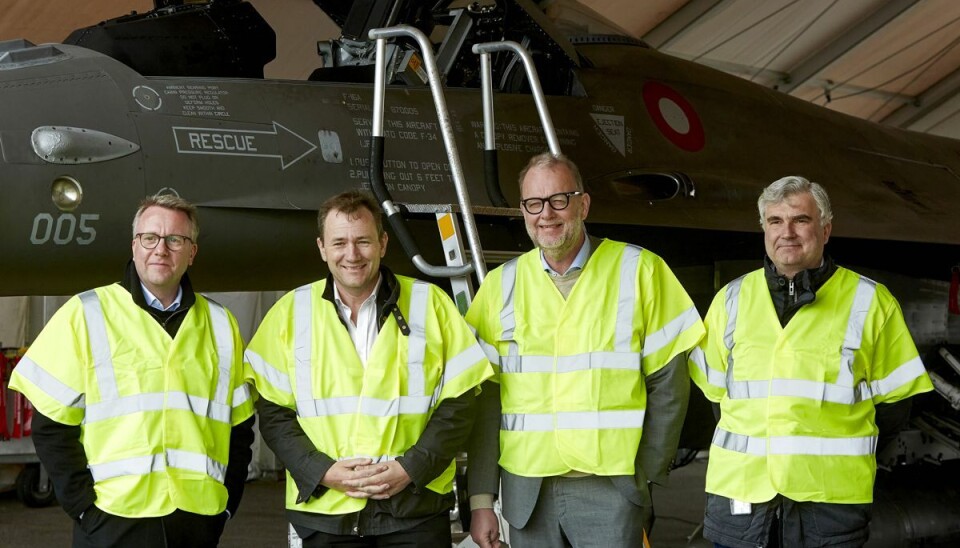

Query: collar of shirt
[333,275,382,365]
[541,233,591,276]
[141,283,183,312]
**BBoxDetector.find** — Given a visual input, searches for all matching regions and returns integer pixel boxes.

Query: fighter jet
[1,0,956,293]
[2,1,959,541]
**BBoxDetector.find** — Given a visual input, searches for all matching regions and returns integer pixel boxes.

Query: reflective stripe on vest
[85,392,232,424]
[207,301,234,407]
[80,290,119,401]
[713,427,877,457]
[644,305,701,358]
[496,245,646,433]
[443,343,489,382]
[838,278,876,386]
[722,276,744,390]
[292,282,434,419]
[245,348,292,393]
[78,290,235,425]
[724,276,879,404]
[502,409,646,431]
[10,356,86,409]
[433,342,489,409]
[89,449,227,483]
[871,356,926,398]
[500,259,520,365]
[294,285,313,406]
[689,347,725,389]
[233,383,252,409]
[501,351,639,374]
[498,246,644,372]
[407,282,429,397]
[615,246,640,351]
[297,395,433,417]
[345,454,397,464]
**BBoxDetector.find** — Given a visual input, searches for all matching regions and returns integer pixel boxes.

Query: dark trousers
[705,493,872,548]
[300,512,451,547]
[73,506,228,548]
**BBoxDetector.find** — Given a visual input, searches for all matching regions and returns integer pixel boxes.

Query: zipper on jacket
[158,306,188,331]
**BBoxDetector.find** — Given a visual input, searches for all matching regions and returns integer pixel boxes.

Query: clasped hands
[321,457,411,499]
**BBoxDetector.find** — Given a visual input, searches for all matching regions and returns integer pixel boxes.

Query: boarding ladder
[365,25,563,311]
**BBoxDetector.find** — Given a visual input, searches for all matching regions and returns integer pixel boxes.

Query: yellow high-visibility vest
[690,267,933,503]
[244,275,493,515]
[10,284,252,517]
[467,239,704,476]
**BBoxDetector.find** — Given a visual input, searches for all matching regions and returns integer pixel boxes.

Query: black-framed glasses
[520,191,583,214]
[136,232,193,251]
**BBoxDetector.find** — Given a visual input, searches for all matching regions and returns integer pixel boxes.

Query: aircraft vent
[603,171,695,201]
[0,41,68,71]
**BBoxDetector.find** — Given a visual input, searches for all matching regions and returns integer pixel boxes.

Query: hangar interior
[2,1,960,546]
[3,0,959,138]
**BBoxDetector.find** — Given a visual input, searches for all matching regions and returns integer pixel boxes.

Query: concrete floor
[0,459,709,547]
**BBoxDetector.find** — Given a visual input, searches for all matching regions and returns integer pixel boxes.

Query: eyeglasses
[519,191,583,215]
[136,233,193,251]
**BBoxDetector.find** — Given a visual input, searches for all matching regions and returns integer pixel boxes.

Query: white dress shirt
[333,276,382,366]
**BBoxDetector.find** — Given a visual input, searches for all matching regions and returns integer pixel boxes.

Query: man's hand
[343,460,412,500]
[319,457,388,498]
[470,508,501,548]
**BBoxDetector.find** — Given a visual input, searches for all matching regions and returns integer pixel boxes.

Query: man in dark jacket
[689,176,932,547]
[244,191,493,546]
[10,195,255,548]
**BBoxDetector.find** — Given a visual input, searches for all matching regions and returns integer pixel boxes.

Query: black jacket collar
[320,266,410,336]
[763,255,837,327]
[122,259,196,336]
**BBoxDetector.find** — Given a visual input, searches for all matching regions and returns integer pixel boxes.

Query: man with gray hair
[689,176,932,547]
[10,194,255,547]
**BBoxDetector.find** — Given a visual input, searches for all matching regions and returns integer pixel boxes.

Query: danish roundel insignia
[642,81,705,152]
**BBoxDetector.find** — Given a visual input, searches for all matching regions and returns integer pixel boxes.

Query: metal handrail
[473,40,561,156]
[368,25,487,281]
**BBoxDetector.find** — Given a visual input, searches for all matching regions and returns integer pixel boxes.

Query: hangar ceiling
[2,0,960,139]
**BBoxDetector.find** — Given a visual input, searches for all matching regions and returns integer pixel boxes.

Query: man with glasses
[688,176,932,547]
[466,152,704,548]
[10,195,255,547]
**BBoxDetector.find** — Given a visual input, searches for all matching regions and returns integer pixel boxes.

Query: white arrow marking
[172,121,317,170]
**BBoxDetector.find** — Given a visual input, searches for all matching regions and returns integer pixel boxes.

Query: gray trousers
[509,475,646,548]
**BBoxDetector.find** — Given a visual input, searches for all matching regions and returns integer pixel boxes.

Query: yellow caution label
[438,213,455,241]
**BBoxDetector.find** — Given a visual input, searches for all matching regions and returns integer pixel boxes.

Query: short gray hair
[518,152,584,194]
[758,176,832,226]
[132,194,199,241]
